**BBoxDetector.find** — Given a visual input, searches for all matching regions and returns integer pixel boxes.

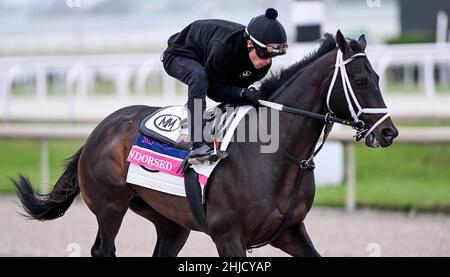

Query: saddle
[128,103,252,187]
[139,103,233,159]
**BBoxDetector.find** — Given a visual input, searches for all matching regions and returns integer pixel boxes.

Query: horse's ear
[335,29,351,54]
[358,34,367,51]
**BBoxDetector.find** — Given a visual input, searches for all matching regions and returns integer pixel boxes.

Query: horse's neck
[273,53,333,159]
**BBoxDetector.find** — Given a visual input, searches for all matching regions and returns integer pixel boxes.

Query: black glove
[240,87,265,107]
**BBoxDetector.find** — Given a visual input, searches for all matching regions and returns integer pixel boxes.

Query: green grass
[315,144,450,212]
[0,140,84,193]
[1,139,450,213]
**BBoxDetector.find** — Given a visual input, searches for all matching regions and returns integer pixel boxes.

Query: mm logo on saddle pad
[154,114,181,132]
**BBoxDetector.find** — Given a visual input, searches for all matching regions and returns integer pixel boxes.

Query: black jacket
[164,19,271,103]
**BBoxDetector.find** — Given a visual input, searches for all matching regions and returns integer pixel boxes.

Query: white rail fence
[1,43,450,121]
[1,124,449,211]
[366,43,450,97]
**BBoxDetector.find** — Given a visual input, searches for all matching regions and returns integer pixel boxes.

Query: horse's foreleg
[270,222,321,257]
[152,215,191,257]
[211,231,247,257]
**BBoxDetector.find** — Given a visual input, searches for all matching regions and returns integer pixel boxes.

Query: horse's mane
[260,33,363,98]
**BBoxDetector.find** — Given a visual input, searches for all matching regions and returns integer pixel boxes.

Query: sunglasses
[253,42,288,59]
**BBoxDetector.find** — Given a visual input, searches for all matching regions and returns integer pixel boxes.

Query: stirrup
[188,150,228,165]
[208,150,228,164]
[188,154,210,165]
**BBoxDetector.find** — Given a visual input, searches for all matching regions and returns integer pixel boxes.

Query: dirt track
[1,196,449,257]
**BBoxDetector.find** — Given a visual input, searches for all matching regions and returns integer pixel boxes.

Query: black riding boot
[188,142,213,162]
[187,101,213,164]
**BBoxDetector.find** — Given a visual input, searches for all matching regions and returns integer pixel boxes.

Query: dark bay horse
[14,31,398,257]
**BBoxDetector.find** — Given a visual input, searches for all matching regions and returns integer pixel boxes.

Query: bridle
[326,49,390,141]
[259,48,390,141]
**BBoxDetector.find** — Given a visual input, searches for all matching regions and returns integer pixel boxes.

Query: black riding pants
[162,54,207,144]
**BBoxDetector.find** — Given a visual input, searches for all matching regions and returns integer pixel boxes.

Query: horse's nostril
[382,128,392,136]
[382,128,397,142]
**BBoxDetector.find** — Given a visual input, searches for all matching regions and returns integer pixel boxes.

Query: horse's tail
[13,147,83,221]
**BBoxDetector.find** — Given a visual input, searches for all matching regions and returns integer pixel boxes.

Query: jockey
[161,8,288,163]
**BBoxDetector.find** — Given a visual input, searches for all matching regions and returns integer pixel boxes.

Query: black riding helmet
[245,8,288,59]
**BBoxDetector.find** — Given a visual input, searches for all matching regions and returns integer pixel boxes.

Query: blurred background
[0,0,450,256]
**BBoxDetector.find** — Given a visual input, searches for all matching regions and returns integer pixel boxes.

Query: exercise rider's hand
[241,87,265,107]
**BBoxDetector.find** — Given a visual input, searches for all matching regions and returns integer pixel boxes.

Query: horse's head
[326,30,398,147]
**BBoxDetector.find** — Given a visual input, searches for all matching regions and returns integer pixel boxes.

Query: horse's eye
[355,78,367,88]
